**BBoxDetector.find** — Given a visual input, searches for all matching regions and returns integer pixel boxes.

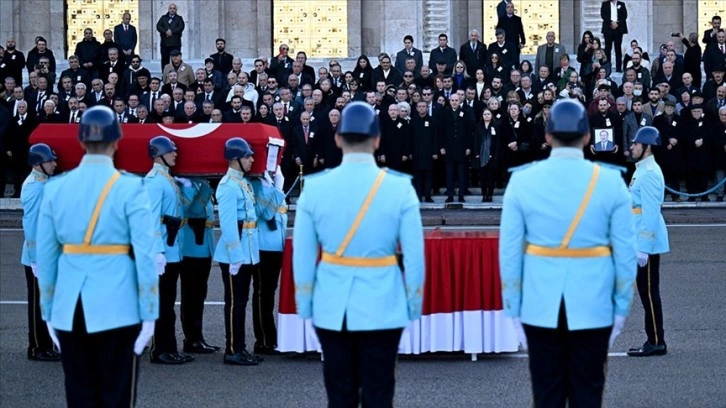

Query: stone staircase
[581,0,603,38]
[422,0,452,51]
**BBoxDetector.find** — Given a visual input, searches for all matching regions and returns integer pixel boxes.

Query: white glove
[512,317,528,352]
[229,262,242,276]
[609,315,626,349]
[46,322,61,352]
[133,320,156,355]
[30,262,38,277]
[156,253,167,275]
[636,251,649,267]
[262,171,273,187]
[174,176,192,188]
[273,165,285,191]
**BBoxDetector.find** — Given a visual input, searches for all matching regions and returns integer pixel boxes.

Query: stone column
[622,0,653,56]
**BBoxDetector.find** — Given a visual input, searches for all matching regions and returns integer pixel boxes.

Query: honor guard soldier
[36,105,159,407]
[180,178,220,354]
[293,102,425,407]
[145,135,194,364]
[626,126,671,357]
[21,143,61,362]
[249,166,286,355]
[499,99,637,407]
[215,137,263,366]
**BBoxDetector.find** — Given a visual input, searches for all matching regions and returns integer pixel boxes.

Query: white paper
[267,137,285,173]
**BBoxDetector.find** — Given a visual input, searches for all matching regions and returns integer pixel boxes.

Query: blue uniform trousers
[252,250,283,348]
[315,321,403,408]
[220,262,255,354]
[58,300,140,408]
[152,262,182,357]
[180,256,212,345]
[523,300,611,408]
[636,254,665,345]
[25,266,53,355]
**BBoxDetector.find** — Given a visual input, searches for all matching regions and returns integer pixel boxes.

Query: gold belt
[241,221,257,229]
[320,252,398,267]
[278,206,288,214]
[632,208,642,214]
[525,244,612,258]
[205,220,214,228]
[63,244,131,255]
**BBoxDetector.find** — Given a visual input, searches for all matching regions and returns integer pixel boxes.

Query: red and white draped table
[277,230,519,357]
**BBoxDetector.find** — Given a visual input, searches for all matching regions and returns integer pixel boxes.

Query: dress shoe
[28,349,61,362]
[627,341,667,357]
[424,197,434,203]
[254,345,282,355]
[223,350,259,366]
[672,196,681,202]
[173,352,195,362]
[150,352,186,364]
[457,197,465,203]
[184,340,219,354]
[445,197,454,203]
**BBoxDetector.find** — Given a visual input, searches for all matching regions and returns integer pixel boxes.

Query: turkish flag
[29,123,285,176]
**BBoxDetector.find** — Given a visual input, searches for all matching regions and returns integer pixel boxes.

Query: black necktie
[19,115,24,124]
[70,111,75,123]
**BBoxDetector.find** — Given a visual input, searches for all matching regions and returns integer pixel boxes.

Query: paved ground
[1,225,725,407]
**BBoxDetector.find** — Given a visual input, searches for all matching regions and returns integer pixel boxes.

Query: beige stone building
[0,1,724,66]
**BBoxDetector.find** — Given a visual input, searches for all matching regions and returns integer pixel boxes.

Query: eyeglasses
[422,92,432,96]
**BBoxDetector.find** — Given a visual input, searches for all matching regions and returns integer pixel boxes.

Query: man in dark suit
[112,97,138,124]
[437,94,473,202]
[702,15,722,48]
[428,33,458,75]
[459,29,487,77]
[292,111,316,175]
[410,100,438,202]
[101,48,126,83]
[210,38,234,76]
[6,101,36,197]
[114,12,138,63]
[497,2,526,65]
[161,71,187,96]
[489,29,518,70]
[222,96,244,123]
[0,103,9,197]
[3,38,25,86]
[156,3,185,70]
[601,0,629,72]
[703,32,726,79]
[370,55,402,89]
[195,79,223,108]
[141,78,163,110]
[315,109,343,169]
[395,35,424,75]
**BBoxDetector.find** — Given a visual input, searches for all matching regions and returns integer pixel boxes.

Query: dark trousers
[58,301,141,408]
[664,173,681,199]
[445,161,466,199]
[151,262,181,356]
[479,162,496,196]
[159,45,175,71]
[253,250,283,348]
[11,154,30,197]
[603,29,624,71]
[413,169,433,199]
[523,301,611,408]
[433,157,445,193]
[315,323,403,408]
[25,266,53,354]
[180,256,212,344]
[636,254,665,345]
[687,170,709,198]
[220,262,254,354]
[0,154,8,197]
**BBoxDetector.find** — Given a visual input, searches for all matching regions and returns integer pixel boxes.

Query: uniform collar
[80,154,114,167]
[549,147,584,159]
[227,167,246,178]
[635,154,656,168]
[153,162,170,173]
[342,152,376,165]
[31,169,49,181]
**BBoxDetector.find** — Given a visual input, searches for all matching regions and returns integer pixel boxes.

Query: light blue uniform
[630,155,669,255]
[144,163,183,261]
[249,178,288,252]
[37,155,159,333]
[180,179,216,258]
[213,168,260,265]
[21,170,49,267]
[292,153,425,331]
[499,148,637,330]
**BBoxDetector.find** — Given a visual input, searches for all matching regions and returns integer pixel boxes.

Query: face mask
[634,90,642,96]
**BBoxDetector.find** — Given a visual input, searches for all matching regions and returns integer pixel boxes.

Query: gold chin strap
[526,164,612,258]
[63,172,131,255]
[321,170,397,267]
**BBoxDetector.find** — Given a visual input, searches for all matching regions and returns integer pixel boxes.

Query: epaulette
[508,161,540,173]
[119,170,141,178]
[594,161,627,174]
[383,168,413,179]
[146,169,158,177]
[219,174,231,185]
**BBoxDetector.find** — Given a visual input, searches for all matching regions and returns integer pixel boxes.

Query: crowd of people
[1,1,725,201]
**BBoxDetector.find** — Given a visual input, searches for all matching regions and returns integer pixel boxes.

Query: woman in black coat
[501,102,533,170]
[352,55,374,92]
[473,108,500,202]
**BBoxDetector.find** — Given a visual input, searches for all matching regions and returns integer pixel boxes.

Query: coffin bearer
[626,126,670,357]
[214,137,263,366]
[145,135,194,364]
[180,178,220,354]
[21,143,60,362]
[499,99,637,407]
[249,166,287,355]
[293,102,425,407]
[37,105,159,406]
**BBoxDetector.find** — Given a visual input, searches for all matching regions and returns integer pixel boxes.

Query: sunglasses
[404,74,413,78]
